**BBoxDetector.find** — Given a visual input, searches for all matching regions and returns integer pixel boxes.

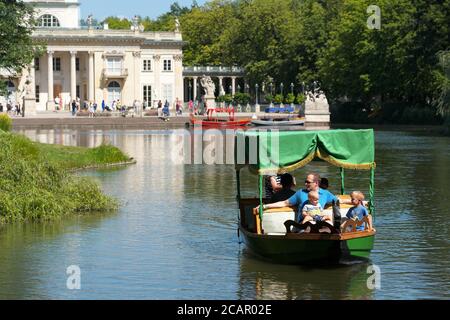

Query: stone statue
[87,14,93,28]
[200,75,215,98]
[175,18,180,32]
[24,75,32,96]
[133,15,139,29]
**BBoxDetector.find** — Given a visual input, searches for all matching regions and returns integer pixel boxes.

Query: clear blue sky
[79,0,207,21]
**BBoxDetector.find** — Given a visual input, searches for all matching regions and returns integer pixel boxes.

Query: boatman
[256,172,337,223]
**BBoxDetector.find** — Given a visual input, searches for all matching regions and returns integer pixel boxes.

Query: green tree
[103,16,131,29]
[181,0,238,65]
[434,51,450,120]
[222,0,300,84]
[319,0,450,112]
[0,0,40,95]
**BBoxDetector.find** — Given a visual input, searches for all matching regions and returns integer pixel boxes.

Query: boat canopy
[235,129,375,174]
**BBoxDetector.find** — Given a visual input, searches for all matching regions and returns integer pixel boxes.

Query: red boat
[190,107,251,128]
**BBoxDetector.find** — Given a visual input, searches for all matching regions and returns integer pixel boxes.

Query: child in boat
[301,190,331,224]
[342,191,372,231]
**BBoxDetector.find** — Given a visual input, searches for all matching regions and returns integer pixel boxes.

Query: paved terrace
[11,111,328,130]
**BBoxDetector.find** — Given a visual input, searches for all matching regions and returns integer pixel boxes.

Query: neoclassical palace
[0,0,247,114]
[27,0,184,113]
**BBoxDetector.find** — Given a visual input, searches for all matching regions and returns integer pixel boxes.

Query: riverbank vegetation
[101,0,449,125]
[0,130,132,224]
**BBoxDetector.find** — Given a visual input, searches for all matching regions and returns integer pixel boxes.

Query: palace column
[231,76,236,95]
[153,54,161,107]
[133,51,141,106]
[70,51,77,102]
[218,76,225,96]
[192,76,198,101]
[174,54,184,106]
[47,50,54,110]
[88,51,94,102]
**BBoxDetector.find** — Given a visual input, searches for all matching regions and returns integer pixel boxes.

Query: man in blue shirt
[257,173,337,222]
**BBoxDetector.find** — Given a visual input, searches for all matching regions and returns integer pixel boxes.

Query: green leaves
[0,1,37,72]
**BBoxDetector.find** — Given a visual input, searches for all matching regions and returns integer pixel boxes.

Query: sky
[79,0,207,21]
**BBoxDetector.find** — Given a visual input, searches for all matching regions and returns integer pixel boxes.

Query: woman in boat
[257,173,337,223]
[319,177,329,189]
[269,173,296,203]
[264,174,282,198]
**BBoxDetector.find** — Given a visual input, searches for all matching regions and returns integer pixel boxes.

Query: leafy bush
[285,93,295,104]
[233,92,251,105]
[296,93,306,105]
[223,94,233,104]
[264,94,273,103]
[0,114,12,132]
[274,94,284,104]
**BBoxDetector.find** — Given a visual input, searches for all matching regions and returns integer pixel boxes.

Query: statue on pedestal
[200,75,215,98]
[175,18,180,32]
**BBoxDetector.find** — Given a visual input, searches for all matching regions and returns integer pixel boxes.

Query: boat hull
[190,115,251,128]
[240,227,375,264]
[251,119,305,126]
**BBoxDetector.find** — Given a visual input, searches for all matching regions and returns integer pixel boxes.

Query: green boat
[235,129,377,264]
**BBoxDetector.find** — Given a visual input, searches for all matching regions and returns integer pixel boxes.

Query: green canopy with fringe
[235,129,375,174]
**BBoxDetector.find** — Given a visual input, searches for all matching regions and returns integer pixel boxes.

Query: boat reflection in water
[237,250,375,300]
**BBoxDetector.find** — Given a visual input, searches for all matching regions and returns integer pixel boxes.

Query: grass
[0,130,133,224]
[37,143,131,170]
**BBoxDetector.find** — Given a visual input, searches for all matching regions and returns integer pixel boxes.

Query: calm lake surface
[0,127,449,299]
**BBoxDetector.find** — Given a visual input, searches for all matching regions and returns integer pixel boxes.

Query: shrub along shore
[0,129,133,224]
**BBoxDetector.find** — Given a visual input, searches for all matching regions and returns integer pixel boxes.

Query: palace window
[143,85,152,103]
[107,57,122,73]
[38,14,61,28]
[53,57,61,71]
[76,58,80,71]
[108,81,121,106]
[163,59,172,71]
[35,85,40,102]
[34,57,40,71]
[162,84,173,103]
[143,60,152,71]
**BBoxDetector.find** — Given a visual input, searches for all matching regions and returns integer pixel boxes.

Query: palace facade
[2,0,184,113]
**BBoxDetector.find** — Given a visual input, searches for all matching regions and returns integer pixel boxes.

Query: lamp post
[280,82,284,96]
[229,85,232,95]
[237,84,241,93]
[255,83,260,113]
[245,83,249,94]
[290,82,294,95]
[269,83,273,96]
[302,81,305,94]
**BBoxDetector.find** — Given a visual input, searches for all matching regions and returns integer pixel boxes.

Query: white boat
[251,117,305,126]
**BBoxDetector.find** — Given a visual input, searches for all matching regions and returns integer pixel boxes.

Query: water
[0,128,449,299]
